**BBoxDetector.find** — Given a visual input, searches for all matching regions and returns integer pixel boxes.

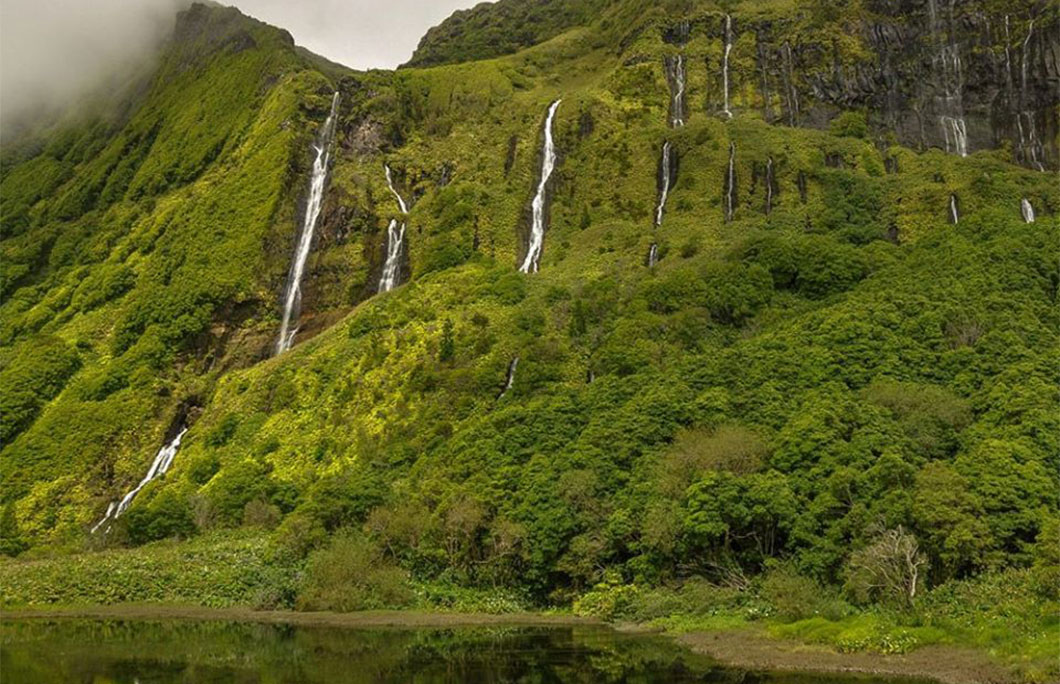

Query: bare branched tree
[844,525,928,607]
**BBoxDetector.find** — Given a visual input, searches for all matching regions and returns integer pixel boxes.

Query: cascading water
[275,92,341,355]
[499,357,519,398]
[1017,20,1045,171]
[724,142,736,222]
[519,100,562,274]
[654,141,674,227]
[927,0,967,157]
[664,55,687,128]
[378,164,409,293]
[1020,198,1036,223]
[91,427,188,534]
[721,14,733,119]
[948,194,959,224]
[937,44,967,157]
[648,243,659,267]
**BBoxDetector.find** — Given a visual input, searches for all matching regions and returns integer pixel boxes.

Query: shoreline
[2,604,1018,684]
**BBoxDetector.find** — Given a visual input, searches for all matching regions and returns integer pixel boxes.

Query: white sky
[230,0,481,69]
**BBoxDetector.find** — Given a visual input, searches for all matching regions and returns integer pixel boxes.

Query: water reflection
[1,618,931,683]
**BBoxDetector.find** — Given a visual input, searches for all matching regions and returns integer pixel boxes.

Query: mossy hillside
[0,7,341,544]
[0,5,1056,672]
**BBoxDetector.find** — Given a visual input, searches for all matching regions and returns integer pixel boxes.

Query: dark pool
[0,618,934,683]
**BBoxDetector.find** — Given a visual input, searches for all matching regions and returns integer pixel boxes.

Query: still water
[1,619,931,683]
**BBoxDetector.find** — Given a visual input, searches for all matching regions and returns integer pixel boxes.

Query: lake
[1,618,934,683]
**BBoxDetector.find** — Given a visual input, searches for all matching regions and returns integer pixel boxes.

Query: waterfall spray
[378,164,409,293]
[276,92,341,355]
[520,100,562,274]
[91,427,188,534]
[648,243,659,267]
[949,194,959,224]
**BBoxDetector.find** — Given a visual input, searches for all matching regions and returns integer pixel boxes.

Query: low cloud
[1,0,185,131]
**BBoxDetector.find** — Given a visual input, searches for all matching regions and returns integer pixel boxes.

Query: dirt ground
[672,628,1019,684]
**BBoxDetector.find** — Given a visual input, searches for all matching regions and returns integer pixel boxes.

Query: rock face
[652,0,1058,168]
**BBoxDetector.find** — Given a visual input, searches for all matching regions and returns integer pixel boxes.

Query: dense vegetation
[405,0,609,67]
[1,0,1057,680]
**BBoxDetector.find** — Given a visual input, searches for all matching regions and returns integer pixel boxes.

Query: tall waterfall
[655,141,674,227]
[378,164,409,293]
[519,100,562,274]
[721,14,733,119]
[648,243,659,267]
[948,194,959,224]
[724,142,736,222]
[91,427,188,534]
[275,92,341,355]
[664,55,687,128]
[499,357,519,398]
[1021,198,1036,223]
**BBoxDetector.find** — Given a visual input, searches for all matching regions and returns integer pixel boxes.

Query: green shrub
[296,531,413,612]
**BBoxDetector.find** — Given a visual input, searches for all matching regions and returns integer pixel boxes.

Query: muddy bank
[673,628,1017,684]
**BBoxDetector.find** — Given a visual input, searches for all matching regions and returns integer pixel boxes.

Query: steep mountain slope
[1,0,1057,649]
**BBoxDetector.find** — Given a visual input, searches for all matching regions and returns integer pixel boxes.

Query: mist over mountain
[0,0,185,133]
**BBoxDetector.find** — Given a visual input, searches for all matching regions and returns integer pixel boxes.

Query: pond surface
[1,618,931,683]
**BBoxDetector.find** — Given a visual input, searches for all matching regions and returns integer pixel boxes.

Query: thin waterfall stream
[724,142,736,222]
[91,427,188,534]
[519,100,562,274]
[1020,198,1035,223]
[275,92,341,354]
[378,164,409,293]
[721,14,733,119]
[654,141,674,227]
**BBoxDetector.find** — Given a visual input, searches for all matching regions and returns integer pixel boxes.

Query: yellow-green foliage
[0,8,1056,669]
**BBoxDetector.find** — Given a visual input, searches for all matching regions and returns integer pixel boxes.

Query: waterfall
[519,100,562,274]
[275,92,341,355]
[1021,198,1036,223]
[936,44,967,156]
[654,141,674,227]
[499,357,519,398]
[721,14,733,119]
[91,427,188,534]
[782,43,799,126]
[948,194,959,224]
[724,142,736,222]
[648,243,659,267]
[378,164,409,293]
[764,156,775,215]
[1017,21,1045,171]
[665,55,687,128]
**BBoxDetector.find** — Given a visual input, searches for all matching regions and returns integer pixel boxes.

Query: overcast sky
[0,0,481,128]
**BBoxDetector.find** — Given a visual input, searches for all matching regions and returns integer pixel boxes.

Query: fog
[0,0,478,133]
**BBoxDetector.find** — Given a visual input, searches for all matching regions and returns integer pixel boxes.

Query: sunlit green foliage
[0,3,1057,677]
